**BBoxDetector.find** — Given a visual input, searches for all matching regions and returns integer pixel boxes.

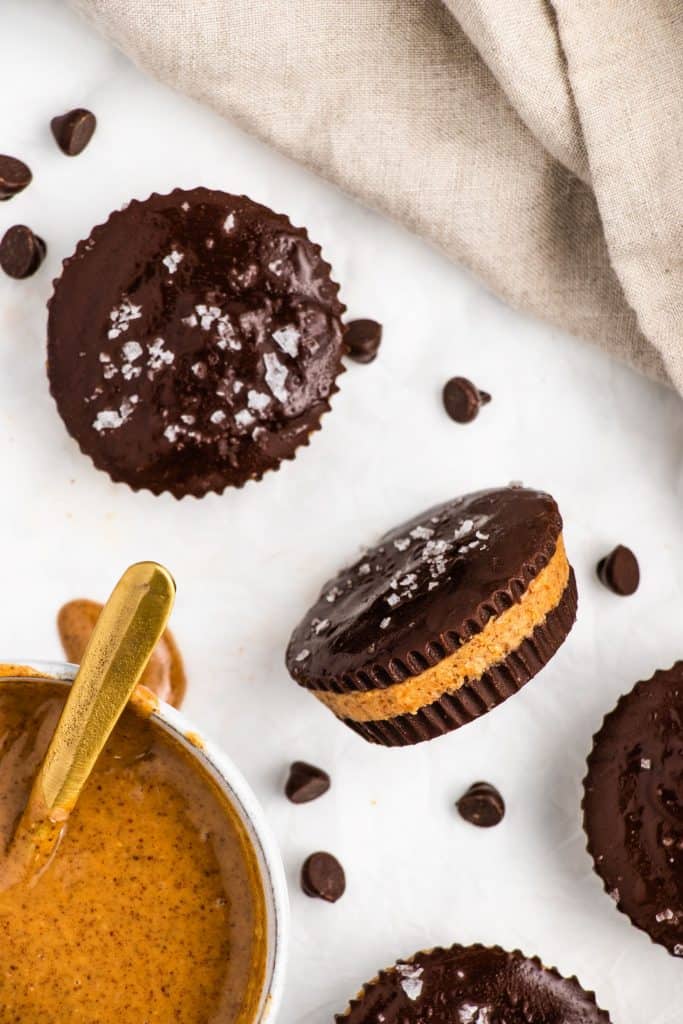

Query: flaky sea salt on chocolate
[47,188,346,496]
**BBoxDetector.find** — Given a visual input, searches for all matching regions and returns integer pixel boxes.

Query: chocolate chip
[345,319,383,364]
[596,545,639,596]
[0,225,46,279]
[0,155,32,201]
[456,781,505,827]
[51,108,97,156]
[285,761,331,804]
[301,851,346,902]
[443,377,491,423]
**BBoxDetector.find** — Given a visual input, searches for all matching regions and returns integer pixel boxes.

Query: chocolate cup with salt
[583,663,683,958]
[286,486,577,747]
[47,188,345,498]
[336,944,612,1023]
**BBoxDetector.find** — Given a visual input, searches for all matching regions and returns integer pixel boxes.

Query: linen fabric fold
[70,0,683,391]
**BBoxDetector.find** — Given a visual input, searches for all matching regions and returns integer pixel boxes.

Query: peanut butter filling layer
[314,536,570,723]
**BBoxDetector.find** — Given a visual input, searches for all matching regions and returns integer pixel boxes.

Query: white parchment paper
[1,3,682,1021]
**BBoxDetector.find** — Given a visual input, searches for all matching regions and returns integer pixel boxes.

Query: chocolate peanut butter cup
[583,663,683,957]
[286,486,576,746]
[336,944,611,1023]
[47,188,345,497]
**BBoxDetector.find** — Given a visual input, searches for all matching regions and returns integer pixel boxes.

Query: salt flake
[410,525,434,541]
[264,351,288,403]
[459,1005,490,1024]
[453,519,475,542]
[196,304,221,331]
[273,325,300,358]
[396,963,423,1002]
[248,390,271,413]
[122,340,143,363]
[164,424,183,443]
[216,314,240,350]
[93,410,124,432]
[234,409,255,428]
[108,298,142,340]
[92,395,138,433]
[148,337,174,371]
[162,249,183,274]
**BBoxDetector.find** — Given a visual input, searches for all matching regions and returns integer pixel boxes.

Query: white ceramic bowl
[0,658,289,1024]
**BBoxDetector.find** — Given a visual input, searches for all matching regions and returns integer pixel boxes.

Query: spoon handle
[1,562,175,890]
[32,561,176,822]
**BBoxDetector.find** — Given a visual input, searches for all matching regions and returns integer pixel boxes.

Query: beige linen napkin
[71,0,683,390]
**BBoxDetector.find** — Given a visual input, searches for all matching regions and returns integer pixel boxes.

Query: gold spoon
[4,561,175,886]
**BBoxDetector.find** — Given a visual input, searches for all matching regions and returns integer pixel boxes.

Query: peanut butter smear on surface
[0,679,266,1023]
[58,598,188,708]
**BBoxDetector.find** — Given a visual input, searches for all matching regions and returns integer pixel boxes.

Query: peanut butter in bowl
[0,676,269,1024]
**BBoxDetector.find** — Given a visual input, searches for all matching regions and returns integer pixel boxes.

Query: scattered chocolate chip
[51,108,97,156]
[285,761,331,804]
[0,225,46,279]
[301,851,346,902]
[443,377,491,423]
[456,781,505,827]
[345,319,383,364]
[596,545,639,596]
[0,155,32,201]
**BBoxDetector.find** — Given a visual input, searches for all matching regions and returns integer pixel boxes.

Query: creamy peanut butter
[0,679,266,1023]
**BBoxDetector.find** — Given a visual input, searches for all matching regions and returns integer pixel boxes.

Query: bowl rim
[0,657,290,1024]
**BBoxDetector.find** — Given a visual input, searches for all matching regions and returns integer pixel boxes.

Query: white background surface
[2,3,682,1021]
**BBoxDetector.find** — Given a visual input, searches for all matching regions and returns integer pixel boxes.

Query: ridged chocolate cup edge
[46,187,346,500]
[340,567,577,747]
[335,942,612,1023]
[582,662,683,958]
[290,529,565,695]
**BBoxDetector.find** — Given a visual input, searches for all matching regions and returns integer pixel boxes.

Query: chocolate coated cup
[47,189,345,497]
[287,486,577,746]
[583,663,683,957]
[337,943,612,1023]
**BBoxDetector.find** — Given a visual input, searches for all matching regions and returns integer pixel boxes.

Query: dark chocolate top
[584,663,683,957]
[338,945,611,1024]
[47,189,345,497]
[286,487,562,692]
